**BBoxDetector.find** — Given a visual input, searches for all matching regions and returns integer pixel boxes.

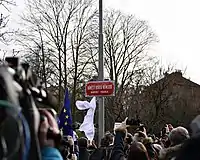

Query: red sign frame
[85,81,115,97]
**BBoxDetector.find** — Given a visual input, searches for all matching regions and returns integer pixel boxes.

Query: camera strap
[18,112,31,160]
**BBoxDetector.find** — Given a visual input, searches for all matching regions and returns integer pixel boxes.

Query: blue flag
[58,88,73,137]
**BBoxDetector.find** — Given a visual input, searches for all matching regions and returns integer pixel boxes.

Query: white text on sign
[87,84,113,90]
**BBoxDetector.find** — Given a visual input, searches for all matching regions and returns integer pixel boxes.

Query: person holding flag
[58,88,77,159]
[59,88,73,137]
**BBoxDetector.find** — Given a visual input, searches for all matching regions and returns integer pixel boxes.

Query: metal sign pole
[98,0,105,146]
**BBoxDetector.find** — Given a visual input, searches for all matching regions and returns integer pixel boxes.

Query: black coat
[79,148,90,160]
[110,131,126,160]
[89,146,113,160]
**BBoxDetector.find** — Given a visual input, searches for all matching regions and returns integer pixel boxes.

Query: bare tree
[0,0,15,43]
[67,3,98,119]
[18,0,78,107]
[0,0,15,9]
[99,10,158,129]
[18,0,97,113]
[104,10,158,86]
[22,45,57,87]
[124,64,177,132]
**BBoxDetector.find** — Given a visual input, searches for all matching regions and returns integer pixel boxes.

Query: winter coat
[79,148,90,160]
[175,136,200,160]
[42,147,63,160]
[143,137,158,160]
[110,131,126,160]
[159,144,182,160]
[89,145,113,160]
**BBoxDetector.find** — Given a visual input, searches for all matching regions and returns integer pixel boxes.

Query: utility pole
[98,0,105,145]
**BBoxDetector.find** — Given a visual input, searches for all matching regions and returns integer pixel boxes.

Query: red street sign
[85,81,115,97]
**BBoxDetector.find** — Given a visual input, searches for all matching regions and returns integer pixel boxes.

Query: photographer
[0,58,64,160]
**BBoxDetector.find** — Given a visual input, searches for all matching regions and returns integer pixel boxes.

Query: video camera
[5,57,57,108]
[0,57,59,160]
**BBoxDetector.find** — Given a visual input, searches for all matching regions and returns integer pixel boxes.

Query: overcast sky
[1,0,200,83]
[105,0,200,84]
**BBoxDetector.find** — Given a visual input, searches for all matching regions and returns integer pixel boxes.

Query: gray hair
[169,126,190,146]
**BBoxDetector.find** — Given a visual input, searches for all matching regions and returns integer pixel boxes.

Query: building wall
[139,72,200,132]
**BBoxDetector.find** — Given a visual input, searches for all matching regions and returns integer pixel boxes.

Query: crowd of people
[51,117,200,160]
[1,57,200,160]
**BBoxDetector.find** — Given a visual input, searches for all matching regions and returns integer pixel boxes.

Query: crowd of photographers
[1,58,200,160]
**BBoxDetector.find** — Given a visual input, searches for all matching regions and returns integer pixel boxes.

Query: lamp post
[98,0,105,145]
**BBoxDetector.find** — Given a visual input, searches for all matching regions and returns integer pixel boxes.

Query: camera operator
[0,58,65,160]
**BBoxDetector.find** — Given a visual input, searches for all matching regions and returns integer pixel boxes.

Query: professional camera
[5,57,57,109]
[0,57,59,160]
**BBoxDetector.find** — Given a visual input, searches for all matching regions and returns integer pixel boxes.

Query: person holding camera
[39,109,64,160]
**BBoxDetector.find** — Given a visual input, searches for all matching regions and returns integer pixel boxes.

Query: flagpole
[98,0,105,146]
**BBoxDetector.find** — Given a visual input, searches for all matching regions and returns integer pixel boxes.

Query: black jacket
[89,145,113,160]
[79,148,90,160]
[110,131,126,160]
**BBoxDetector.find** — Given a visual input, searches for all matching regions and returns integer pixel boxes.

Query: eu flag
[58,88,73,137]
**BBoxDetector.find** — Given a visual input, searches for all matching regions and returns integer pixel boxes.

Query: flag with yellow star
[58,88,73,137]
